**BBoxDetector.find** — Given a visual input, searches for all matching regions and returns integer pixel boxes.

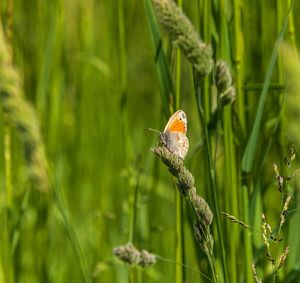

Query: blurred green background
[1,0,300,282]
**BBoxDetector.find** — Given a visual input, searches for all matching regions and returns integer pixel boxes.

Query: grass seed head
[194,220,214,255]
[177,166,195,194]
[215,60,232,93]
[285,144,296,167]
[251,263,262,283]
[152,145,194,195]
[273,163,279,177]
[278,246,289,270]
[189,188,213,225]
[221,211,249,229]
[152,0,213,76]
[280,195,292,226]
[0,22,50,192]
[215,60,236,105]
[113,243,140,265]
[261,214,271,250]
[220,86,236,106]
[113,243,156,267]
[152,145,214,257]
[139,250,156,267]
[152,146,184,177]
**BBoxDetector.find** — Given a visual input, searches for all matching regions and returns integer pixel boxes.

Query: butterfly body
[159,110,189,159]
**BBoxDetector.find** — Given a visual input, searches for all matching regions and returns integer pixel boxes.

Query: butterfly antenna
[148,128,161,134]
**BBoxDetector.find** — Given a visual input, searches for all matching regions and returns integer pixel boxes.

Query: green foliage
[1,0,300,283]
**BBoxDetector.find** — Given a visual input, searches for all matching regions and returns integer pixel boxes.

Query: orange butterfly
[151,110,189,159]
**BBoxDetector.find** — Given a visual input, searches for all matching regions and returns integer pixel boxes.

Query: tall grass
[1,0,300,282]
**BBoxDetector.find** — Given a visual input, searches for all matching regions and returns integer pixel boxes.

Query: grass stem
[194,76,228,283]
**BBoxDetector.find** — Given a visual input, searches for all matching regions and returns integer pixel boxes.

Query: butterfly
[150,110,189,159]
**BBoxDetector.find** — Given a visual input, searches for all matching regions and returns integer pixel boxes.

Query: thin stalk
[174,1,184,282]
[185,194,218,283]
[217,1,238,282]
[175,188,184,283]
[175,33,181,109]
[206,252,218,283]
[196,6,217,280]
[203,120,228,283]
[202,0,211,123]
[128,179,140,243]
[274,11,286,281]
[276,0,285,173]
[175,0,182,111]
[223,107,238,283]
[118,1,135,282]
[174,48,184,283]
[212,1,240,283]
[274,4,287,280]
[233,0,246,134]
[194,76,228,283]
[242,184,254,283]
[218,0,238,283]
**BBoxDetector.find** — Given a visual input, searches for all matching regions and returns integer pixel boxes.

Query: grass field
[1,0,300,282]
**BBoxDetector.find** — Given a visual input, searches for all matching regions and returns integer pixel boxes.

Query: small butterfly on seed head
[149,110,189,160]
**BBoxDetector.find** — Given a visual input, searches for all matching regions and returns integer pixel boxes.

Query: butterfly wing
[160,110,189,159]
[160,131,189,159]
[163,110,187,135]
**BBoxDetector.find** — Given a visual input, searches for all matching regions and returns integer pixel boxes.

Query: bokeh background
[1,0,300,282]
